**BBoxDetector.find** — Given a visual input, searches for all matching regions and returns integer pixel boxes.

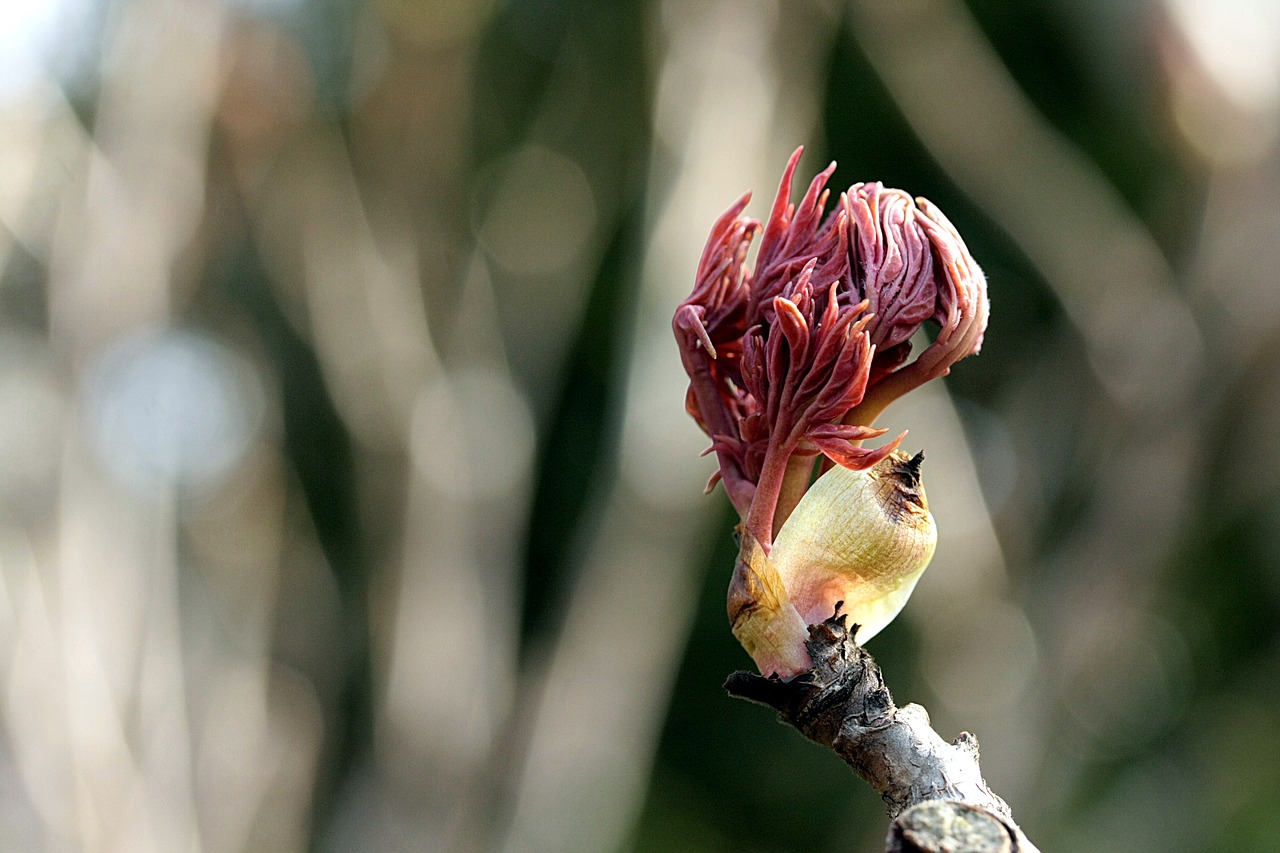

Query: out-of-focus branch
[725,610,1040,853]
[496,4,838,851]
[848,0,1203,410]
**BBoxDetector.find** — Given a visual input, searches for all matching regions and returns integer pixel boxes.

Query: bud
[727,451,936,676]
[674,149,986,676]
[771,450,935,640]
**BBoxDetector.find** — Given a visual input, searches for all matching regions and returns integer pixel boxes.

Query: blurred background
[0,0,1278,850]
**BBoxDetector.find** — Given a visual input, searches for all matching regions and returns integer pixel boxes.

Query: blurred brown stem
[724,609,1040,853]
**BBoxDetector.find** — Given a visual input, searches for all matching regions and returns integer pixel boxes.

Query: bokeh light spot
[473,145,597,276]
[82,327,265,497]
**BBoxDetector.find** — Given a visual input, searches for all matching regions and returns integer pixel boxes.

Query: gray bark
[724,608,1040,852]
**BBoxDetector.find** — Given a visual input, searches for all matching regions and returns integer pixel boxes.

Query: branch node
[886,801,1013,853]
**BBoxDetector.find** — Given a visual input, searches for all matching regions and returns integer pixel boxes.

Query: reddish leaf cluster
[673,148,988,548]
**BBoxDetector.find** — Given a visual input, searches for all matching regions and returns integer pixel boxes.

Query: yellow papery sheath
[727,532,813,678]
[770,451,936,647]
